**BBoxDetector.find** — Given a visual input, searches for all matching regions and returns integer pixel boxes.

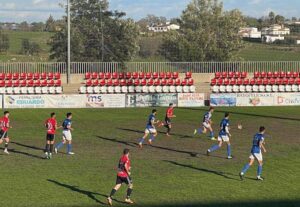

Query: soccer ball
[238,124,243,130]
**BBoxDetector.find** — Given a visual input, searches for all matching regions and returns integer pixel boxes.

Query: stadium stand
[79,72,195,94]
[211,71,300,93]
[0,72,63,94]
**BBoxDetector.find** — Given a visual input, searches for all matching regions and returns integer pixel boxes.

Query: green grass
[0,31,54,62]
[0,107,299,207]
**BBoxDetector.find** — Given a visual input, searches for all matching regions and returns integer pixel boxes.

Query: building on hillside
[148,22,180,33]
[239,27,261,39]
[263,35,285,43]
[297,40,300,45]
[261,24,290,36]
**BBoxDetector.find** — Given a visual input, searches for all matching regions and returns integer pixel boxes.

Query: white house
[239,27,261,39]
[263,35,285,43]
[297,40,300,45]
[261,24,290,36]
[148,23,180,33]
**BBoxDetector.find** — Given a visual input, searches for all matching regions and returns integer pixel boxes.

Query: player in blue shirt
[239,126,267,181]
[138,109,160,148]
[194,107,215,140]
[55,113,75,155]
[207,112,232,159]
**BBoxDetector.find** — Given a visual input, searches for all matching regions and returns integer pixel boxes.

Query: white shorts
[249,152,263,161]
[203,122,211,129]
[145,128,157,134]
[218,135,229,142]
[62,130,72,141]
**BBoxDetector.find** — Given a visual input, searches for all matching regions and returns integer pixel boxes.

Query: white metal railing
[0,61,300,74]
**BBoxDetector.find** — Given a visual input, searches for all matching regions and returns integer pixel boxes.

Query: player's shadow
[11,141,44,151]
[117,127,194,139]
[0,147,44,160]
[163,160,240,181]
[96,136,138,147]
[47,179,108,205]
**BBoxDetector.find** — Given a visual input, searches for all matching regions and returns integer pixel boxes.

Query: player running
[160,103,176,136]
[239,126,267,181]
[107,148,134,206]
[207,112,232,159]
[194,107,215,140]
[138,109,160,148]
[44,112,59,159]
[55,113,75,155]
[0,111,12,154]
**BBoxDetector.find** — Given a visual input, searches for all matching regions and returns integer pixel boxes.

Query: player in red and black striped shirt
[160,103,176,136]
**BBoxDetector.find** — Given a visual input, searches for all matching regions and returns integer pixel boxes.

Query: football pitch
[0,107,299,207]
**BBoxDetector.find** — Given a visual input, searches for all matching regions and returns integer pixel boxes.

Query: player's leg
[194,123,207,135]
[148,129,157,145]
[55,132,67,153]
[45,139,51,159]
[239,157,255,180]
[3,136,10,154]
[138,130,149,148]
[108,176,123,206]
[67,140,74,155]
[166,123,172,136]
[225,140,232,159]
[256,153,264,180]
[208,126,215,140]
[207,138,223,155]
[125,177,134,204]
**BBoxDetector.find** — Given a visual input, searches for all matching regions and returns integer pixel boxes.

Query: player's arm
[67,124,74,131]
[124,162,131,176]
[260,140,266,153]
[226,125,231,137]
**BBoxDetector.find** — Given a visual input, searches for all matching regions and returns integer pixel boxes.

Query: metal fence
[1,61,300,74]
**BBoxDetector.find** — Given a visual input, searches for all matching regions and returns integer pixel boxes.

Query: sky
[0,0,300,23]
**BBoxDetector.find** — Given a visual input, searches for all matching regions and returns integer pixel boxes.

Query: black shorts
[46,134,55,141]
[116,176,132,185]
[165,117,171,125]
[0,130,8,139]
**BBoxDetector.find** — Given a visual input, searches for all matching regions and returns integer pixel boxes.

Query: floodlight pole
[67,0,71,84]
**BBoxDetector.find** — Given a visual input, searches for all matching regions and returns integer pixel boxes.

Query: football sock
[67,144,72,153]
[149,135,155,142]
[110,189,117,197]
[210,131,214,138]
[197,128,203,134]
[4,143,8,150]
[257,165,263,176]
[139,138,145,144]
[46,144,50,153]
[50,144,54,153]
[126,188,133,198]
[241,164,250,174]
[56,142,64,150]
[209,145,220,152]
[227,145,231,157]
[167,127,171,133]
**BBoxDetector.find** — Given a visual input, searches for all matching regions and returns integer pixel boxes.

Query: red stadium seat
[228,71,234,79]
[0,80,5,87]
[286,71,292,78]
[141,79,147,86]
[166,72,172,79]
[13,73,19,80]
[273,71,279,78]
[217,79,223,86]
[85,72,91,80]
[185,72,192,79]
[223,79,230,86]
[105,73,111,79]
[152,72,159,79]
[145,72,152,79]
[106,79,113,86]
[132,72,138,79]
[254,72,260,78]
[126,72,132,79]
[267,72,272,78]
[27,73,33,80]
[167,79,174,86]
[289,78,295,85]
[5,80,13,87]
[120,79,127,86]
[34,80,41,87]
[13,80,20,87]
[92,79,99,86]
[27,80,34,87]
[292,72,299,78]
[269,78,276,85]
[172,72,179,79]
[250,79,256,85]
[154,79,160,86]
[54,80,61,87]
[181,79,187,86]
[40,72,47,80]
[139,72,145,79]
[188,79,194,86]
[127,79,133,86]
[99,79,106,86]
[99,72,105,79]
[263,78,269,85]
[211,79,217,86]
[280,71,285,78]
[85,79,92,86]
[119,72,125,79]
[112,72,118,79]
[295,78,300,85]
[134,79,140,86]
[20,72,26,80]
[256,79,262,85]
[235,71,241,79]
[243,78,250,85]
[215,72,221,79]
[161,79,167,86]
[175,79,181,86]
[221,72,227,79]
[282,78,288,85]
[92,72,98,79]
[147,79,154,86]
[6,73,12,80]
[41,80,47,87]
[260,72,266,78]
[0,73,5,80]
[20,80,27,87]
[276,78,282,85]
[236,78,243,85]
[47,72,54,80]
[33,73,40,80]
[230,79,237,85]
[113,79,120,86]
[54,72,61,80]
[159,72,165,79]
